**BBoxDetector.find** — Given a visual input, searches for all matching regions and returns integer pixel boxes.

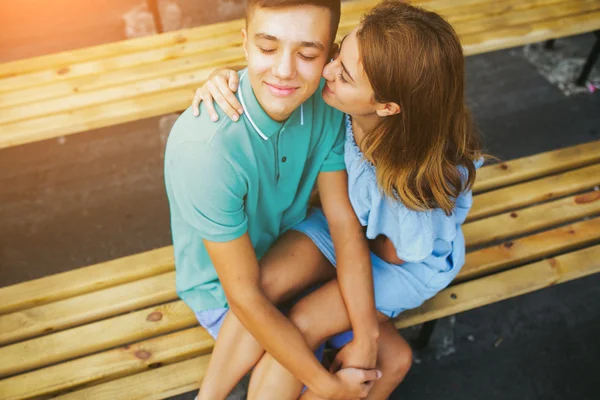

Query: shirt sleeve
[167,142,248,242]
[320,121,346,172]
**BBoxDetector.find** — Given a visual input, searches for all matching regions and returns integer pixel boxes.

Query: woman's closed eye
[338,72,348,83]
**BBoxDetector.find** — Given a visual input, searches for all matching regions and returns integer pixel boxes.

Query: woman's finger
[192,88,203,117]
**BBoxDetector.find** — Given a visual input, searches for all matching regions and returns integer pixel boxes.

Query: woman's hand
[192,68,243,122]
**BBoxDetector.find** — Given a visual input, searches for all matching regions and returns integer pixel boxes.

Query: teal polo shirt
[164,69,345,313]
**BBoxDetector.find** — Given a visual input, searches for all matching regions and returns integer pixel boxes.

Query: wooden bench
[1,0,600,149]
[1,140,599,400]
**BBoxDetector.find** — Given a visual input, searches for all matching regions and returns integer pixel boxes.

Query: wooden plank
[52,356,209,400]
[0,47,245,110]
[468,163,600,221]
[0,272,177,346]
[0,86,194,149]
[395,244,600,329]
[50,244,600,400]
[474,140,600,193]
[0,51,245,111]
[0,33,243,111]
[456,0,600,37]
[464,190,600,247]
[460,217,600,282]
[338,0,590,31]
[0,19,245,82]
[0,301,196,378]
[0,327,213,400]
[0,58,247,126]
[0,246,173,315]
[461,9,600,56]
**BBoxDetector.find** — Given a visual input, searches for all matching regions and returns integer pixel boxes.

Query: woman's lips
[324,84,335,95]
[265,82,298,97]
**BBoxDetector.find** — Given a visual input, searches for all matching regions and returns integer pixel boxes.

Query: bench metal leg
[576,30,600,86]
[415,320,438,349]
[147,0,164,34]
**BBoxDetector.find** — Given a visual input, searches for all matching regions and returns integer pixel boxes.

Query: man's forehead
[248,5,332,38]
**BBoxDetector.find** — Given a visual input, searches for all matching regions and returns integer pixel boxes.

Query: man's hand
[192,68,242,121]
[330,339,378,373]
[326,367,381,400]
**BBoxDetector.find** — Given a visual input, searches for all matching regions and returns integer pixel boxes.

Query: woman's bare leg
[197,231,336,400]
[298,321,412,400]
[246,279,390,400]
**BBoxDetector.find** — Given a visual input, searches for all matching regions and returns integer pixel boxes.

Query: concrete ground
[1,33,599,399]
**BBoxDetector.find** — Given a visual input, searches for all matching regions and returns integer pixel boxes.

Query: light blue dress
[293,115,482,348]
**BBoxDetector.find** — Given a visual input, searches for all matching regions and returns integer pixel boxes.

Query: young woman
[192,1,483,399]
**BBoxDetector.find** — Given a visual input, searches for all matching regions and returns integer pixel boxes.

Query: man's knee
[259,270,287,303]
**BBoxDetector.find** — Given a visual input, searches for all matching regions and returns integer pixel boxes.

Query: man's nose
[273,53,294,80]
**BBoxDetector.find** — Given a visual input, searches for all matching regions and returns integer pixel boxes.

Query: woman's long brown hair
[357,1,483,215]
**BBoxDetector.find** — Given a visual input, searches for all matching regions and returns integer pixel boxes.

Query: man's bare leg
[246,279,391,400]
[197,231,336,400]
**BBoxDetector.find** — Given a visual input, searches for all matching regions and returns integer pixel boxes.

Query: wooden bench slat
[474,140,600,193]
[0,272,176,347]
[464,190,600,247]
[0,32,244,102]
[0,300,196,378]
[0,86,194,149]
[0,247,173,316]
[45,245,600,400]
[0,46,245,111]
[338,0,600,34]
[455,0,600,37]
[0,57,246,126]
[395,243,600,329]
[0,19,246,84]
[0,327,212,400]
[52,356,209,400]
[460,217,600,282]
[461,8,600,56]
[426,0,573,24]
[468,163,600,221]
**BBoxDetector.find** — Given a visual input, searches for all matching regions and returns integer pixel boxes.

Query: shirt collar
[238,69,305,140]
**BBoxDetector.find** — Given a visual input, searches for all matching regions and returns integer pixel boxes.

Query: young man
[164,1,380,399]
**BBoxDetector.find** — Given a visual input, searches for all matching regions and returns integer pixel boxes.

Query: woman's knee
[288,302,327,349]
[385,338,413,381]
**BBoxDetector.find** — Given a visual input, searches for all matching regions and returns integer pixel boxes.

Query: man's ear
[376,102,401,117]
[241,28,249,60]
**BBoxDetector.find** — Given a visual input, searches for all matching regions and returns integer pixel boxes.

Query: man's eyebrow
[300,41,325,51]
[254,33,324,51]
[254,33,278,42]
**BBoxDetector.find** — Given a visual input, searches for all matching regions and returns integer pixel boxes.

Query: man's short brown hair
[246,0,341,42]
